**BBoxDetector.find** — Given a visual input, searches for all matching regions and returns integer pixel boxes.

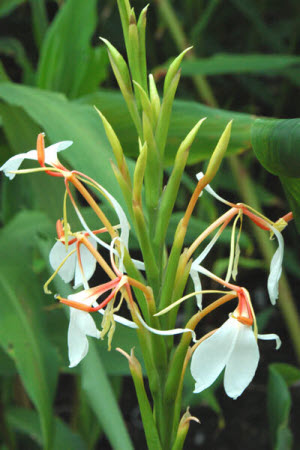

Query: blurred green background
[0,0,300,449]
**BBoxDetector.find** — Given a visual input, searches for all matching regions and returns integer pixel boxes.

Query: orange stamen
[37,133,45,167]
[281,212,293,223]
[56,219,64,239]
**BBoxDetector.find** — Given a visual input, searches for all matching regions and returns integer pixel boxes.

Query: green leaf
[267,365,293,450]
[0,82,132,210]
[179,54,300,76]
[251,119,300,230]
[6,407,87,450]
[269,363,300,387]
[0,0,24,17]
[78,89,254,165]
[81,340,134,450]
[0,37,34,83]
[0,211,59,449]
[37,0,98,98]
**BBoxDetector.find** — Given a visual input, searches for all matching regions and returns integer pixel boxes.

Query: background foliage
[0,0,299,448]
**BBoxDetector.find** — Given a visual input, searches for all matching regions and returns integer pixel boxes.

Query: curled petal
[136,311,197,341]
[267,225,284,305]
[196,171,231,205]
[258,332,281,350]
[224,322,259,399]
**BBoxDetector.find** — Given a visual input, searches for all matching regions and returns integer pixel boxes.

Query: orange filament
[37,133,45,167]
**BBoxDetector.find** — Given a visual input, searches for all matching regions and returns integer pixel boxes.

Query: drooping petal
[136,311,197,341]
[224,321,259,399]
[0,150,39,180]
[267,225,284,305]
[196,171,231,206]
[68,308,100,367]
[74,237,97,288]
[98,309,138,329]
[191,318,239,393]
[258,333,281,350]
[49,240,77,283]
[190,227,224,309]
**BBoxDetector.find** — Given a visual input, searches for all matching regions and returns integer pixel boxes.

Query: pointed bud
[133,81,153,123]
[95,107,131,185]
[173,408,200,450]
[155,70,181,156]
[205,120,232,183]
[164,47,193,94]
[133,141,147,205]
[149,74,160,124]
[100,37,133,95]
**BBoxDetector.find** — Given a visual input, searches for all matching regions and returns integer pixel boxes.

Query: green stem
[229,155,300,363]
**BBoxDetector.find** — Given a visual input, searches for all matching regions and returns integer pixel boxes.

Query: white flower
[66,289,101,367]
[191,316,280,399]
[49,237,97,289]
[268,225,284,305]
[0,140,73,179]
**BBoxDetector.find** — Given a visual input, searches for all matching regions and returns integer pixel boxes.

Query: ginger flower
[0,133,72,179]
[191,288,280,399]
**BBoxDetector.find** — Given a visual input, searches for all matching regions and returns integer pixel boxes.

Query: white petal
[224,322,259,399]
[0,149,38,179]
[191,318,239,393]
[74,237,97,288]
[98,309,138,328]
[49,241,76,283]
[196,171,230,205]
[190,268,203,309]
[267,226,284,305]
[44,141,73,165]
[136,311,197,341]
[258,333,281,350]
[68,308,100,367]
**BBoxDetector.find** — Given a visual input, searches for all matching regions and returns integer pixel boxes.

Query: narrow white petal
[190,268,203,309]
[224,322,259,399]
[132,258,145,271]
[258,333,281,350]
[267,226,284,305]
[68,309,100,367]
[49,241,76,283]
[196,171,230,205]
[74,237,97,288]
[191,318,239,393]
[98,309,138,328]
[136,311,197,341]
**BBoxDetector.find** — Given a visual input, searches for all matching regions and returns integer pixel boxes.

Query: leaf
[0,266,57,450]
[78,89,255,165]
[81,340,134,450]
[0,0,24,17]
[179,54,300,76]
[251,119,300,231]
[0,37,34,83]
[37,0,99,98]
[267,365,294,450]
[0,211,59,449]
[6,407,87,450]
